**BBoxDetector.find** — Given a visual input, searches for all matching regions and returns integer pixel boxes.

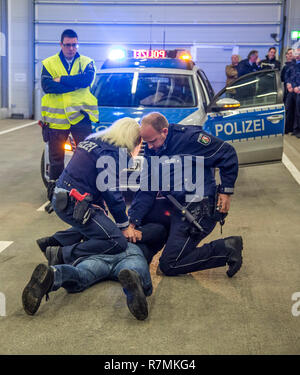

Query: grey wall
[34,0,283,98]
[4,0,34,119]
[285,0,300,51]
[1,0,300,120]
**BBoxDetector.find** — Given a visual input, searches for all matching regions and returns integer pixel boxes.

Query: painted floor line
[0,241,14,254]
[0,121,37,136]
[282,152,300,186]
[37,201,50,211]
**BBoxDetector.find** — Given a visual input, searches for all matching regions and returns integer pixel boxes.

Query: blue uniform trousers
[48,117,92,180]
[52,189,128,265]
[284,92,296,134]
[142,198,229,276]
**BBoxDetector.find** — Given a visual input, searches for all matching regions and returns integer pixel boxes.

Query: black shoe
[118,269,148,321]
[22,264,54,315]
[45,246,64,266]
[36,236,61,254]
[224,236,243,278]
[44,202,54,214]
[296,133,300,139]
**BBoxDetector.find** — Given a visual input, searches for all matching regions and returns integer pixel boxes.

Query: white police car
[41,47,284,186]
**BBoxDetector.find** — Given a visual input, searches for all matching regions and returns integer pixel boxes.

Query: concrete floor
[0,119,300,355]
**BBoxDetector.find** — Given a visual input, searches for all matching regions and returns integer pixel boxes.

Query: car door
[203,69,284,165]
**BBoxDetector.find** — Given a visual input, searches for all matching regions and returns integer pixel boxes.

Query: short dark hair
[61,29,78,43]
[141,112,169,132]
[247,50,258,59]
[268,47,276,52]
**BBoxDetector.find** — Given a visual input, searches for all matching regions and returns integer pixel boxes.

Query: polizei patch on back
[197,133,211,146]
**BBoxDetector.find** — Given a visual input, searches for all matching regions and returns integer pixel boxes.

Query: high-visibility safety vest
[41,53,99,129]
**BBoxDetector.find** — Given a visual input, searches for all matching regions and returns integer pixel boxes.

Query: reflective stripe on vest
[41,53,99,129]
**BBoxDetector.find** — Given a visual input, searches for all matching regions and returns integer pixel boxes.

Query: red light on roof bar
[133,49,167,59]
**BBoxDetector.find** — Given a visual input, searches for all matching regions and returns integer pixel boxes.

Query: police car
[41,47,284,186]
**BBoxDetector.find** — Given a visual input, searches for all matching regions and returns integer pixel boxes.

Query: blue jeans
[51,242,153,296]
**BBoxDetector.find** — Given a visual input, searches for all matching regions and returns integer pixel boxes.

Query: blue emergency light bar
[102,48,194,70]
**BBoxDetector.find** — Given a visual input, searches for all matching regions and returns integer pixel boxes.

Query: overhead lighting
[108,47,126,60]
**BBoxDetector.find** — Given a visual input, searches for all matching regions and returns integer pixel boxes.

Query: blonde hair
[92,117,141,153]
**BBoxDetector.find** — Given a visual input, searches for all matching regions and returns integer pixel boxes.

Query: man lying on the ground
[22,223,167,321]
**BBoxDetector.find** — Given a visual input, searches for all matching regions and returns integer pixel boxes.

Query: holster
[72,198,92,225]
[186,199,210,236]
[55,191,69,212]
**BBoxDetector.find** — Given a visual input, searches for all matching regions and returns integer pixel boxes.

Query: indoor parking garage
[0,0,300,360]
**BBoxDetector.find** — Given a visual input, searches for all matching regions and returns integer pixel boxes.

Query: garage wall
[34,0,284,119]
[285,0,300,51]
[5,0,300,119]
[1,0,34,119]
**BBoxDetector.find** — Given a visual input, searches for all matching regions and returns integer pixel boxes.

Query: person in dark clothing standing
[286,47,300,138]
[260,47,281,70]
[237,50,261,77]
[281,48,296,134]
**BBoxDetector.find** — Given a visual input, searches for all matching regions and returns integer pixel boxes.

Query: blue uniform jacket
[128,124,239,227]
[237,59,261,77]
[287,60,300,88]
[57,137,129,229]
[41,51,95,94]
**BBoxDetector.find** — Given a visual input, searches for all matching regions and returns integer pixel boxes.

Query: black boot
[224,236,243,278]
[22,264,54,315]
[45,246,64,266]
[36,236,61,254]
[118,269,148,321]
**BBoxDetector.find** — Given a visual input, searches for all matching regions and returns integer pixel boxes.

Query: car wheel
[41,150,49,188]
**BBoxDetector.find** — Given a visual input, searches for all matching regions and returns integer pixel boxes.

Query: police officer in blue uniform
[281,48,296,134]
[128,112,243,277]
[41,118,141,265]
[286,48,300,138]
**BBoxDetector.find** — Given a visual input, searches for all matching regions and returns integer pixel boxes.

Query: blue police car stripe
[204,104,284,141]
[92,107,198,132]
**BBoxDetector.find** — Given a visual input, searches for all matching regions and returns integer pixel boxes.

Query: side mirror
[210,98,240,112]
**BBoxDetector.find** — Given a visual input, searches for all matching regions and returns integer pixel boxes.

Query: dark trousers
[52,191,128,265]
[52,221,167,266]
[48,118,92,180]
[284,92,296,134]
[142,198,229,276]
[295,94,300,134]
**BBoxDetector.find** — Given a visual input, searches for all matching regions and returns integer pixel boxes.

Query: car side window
[196,74,208,110]
[218,71,278,108]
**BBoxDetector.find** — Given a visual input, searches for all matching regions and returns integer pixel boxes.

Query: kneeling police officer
[128,112,243,277]
[42,117,141,266]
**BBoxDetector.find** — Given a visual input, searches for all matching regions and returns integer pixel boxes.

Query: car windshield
[92,73,197,107]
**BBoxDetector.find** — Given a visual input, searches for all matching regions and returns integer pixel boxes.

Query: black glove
[72,195,93,224]
[47,180,57,202]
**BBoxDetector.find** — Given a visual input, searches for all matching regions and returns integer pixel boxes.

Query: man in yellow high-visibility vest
[41,29,99,186]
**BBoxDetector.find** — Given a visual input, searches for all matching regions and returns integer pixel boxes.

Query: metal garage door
[34,0,283,118]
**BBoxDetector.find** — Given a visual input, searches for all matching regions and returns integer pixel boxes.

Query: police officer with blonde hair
[37,117,142,266]
[41,29,99,201]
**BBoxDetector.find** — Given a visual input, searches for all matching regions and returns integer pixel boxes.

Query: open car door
[203,69,284,165]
